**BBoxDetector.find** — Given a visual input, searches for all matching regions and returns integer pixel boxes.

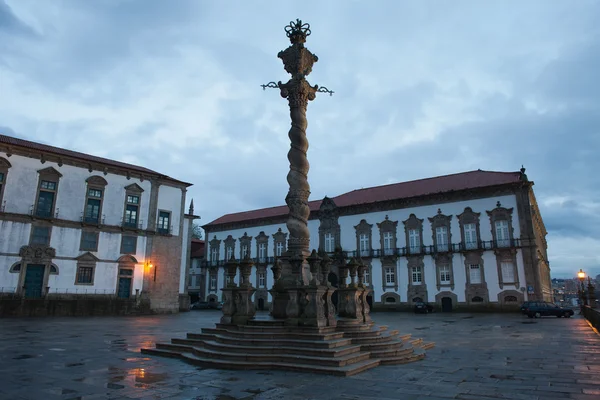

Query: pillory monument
[143,19,434,375]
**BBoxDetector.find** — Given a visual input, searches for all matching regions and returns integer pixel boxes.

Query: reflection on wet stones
[13,354,35,359]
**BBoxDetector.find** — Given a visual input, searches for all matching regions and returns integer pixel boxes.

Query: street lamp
[578,269,587,307]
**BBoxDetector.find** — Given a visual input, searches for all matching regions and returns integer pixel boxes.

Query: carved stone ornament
[19,245,55,261]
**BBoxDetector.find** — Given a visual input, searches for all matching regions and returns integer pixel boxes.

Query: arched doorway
[328,272,339,307]
[258,298,265,311]
[441,297,453,312]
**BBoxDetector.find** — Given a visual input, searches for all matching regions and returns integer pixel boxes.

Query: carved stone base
[231,287,256,325]
[269,289,288,319]
[337,287,364,321]
[220,288,236,324]
[323,287,337,327]
[359,287,372,324]
[298,286,328,327]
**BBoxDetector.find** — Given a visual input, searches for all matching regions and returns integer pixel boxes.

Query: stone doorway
[258,298,265,311]
[441,297,453,312]
[24,264,45,299]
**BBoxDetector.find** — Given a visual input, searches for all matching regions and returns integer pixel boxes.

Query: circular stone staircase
[141,317,435,376]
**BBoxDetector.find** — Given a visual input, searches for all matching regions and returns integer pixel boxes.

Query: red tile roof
[205,169,524,227]
[190,240,205,258]
[0,133,191,186]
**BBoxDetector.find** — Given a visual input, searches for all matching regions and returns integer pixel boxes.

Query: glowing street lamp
[578,269,587,307]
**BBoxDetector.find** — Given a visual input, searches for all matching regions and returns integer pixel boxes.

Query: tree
[192,223,203,240]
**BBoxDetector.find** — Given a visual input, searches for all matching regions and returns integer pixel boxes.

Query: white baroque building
[0,133,196,314]
[201,169,552,311]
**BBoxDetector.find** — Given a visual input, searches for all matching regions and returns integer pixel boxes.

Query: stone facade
[201,169,553,311]
[0,134,193,315]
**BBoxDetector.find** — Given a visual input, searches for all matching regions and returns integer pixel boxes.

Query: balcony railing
[80,212,106,225]
[121,219,143,230]
[157,225,173,235]
[200,238,525,266]
[30,205,59,219]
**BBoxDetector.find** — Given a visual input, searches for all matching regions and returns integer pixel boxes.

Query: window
[241,245,248,259]
[469,264,482,284]
[383,232,394,255]
[472,296,484,303]
[121,235,137,254]
[324,233,334,253]
[504,295,518,303]
[435,226,448,252]
[501,261,515,282]
[408,229,420,253]
[258,273,266,287]
[157,211,171,234]
[210,274,217,290]
[439,264,451,284]
[464,223,477,249]
[385,267,395,284]
[364,268,370,285]
[76,266,94,284]
[80,231,99,251]
[36,180,57,218]
[412,266,422,284]
[210,248,218,264]
[84,188,103,223]
[359,233,369,257]
[124,195,139,228]
[495,220,510,247]
[31,226,50,245]
[226,246,233,261]
[276,242,284,257]
[258,243,267,263]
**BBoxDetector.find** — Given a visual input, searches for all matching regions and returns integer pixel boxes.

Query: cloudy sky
[1,0,599,279]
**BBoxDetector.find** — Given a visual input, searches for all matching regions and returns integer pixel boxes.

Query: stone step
[186,333,215,341]
[335,322,375,332]
[399,334,412,342]
[235,325,338,334]
[350,332,399,345]
[370,346,415,359]
[213,334,353,349]
[156,342,193,352]
[141,348,381,376]
[409,338,423,347]
[341,328,383,338]
[208,328,345,341]
[247,319,286,327]
[359,341,404,352]
[172,338,207,347]
[202,340,363,358]
[378,352,426,365]
[420,342,436,350]
[190,346,373,367]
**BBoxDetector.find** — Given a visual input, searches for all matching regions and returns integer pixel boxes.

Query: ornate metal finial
[284,19,311,43]
[437,208,442,215]
[189,199,194,215]
[496,201,502,208]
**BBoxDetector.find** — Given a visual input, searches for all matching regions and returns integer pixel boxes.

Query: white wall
[158,185,183,236]
[203,193,525,305]
[1,255,21,291]
[0,220,30,253]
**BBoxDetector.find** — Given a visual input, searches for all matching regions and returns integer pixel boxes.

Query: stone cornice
[204,182,529,234]
[0,147,191,189]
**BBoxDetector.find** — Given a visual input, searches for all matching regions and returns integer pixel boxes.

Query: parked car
[190,301,223,310]
[519,301,535,314]
[414,301,434,314]
[522,301,574,318]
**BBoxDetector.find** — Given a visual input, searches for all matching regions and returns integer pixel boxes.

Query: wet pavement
[0,310,599,400]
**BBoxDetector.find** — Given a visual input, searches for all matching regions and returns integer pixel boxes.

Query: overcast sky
[1,0,599,279]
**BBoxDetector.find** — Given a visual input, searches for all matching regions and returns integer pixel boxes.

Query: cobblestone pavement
[0,310,599,400]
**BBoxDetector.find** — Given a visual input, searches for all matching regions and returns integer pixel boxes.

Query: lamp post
[578,269,587,308]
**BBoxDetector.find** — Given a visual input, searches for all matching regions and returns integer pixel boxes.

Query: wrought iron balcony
[80,212,106,225]
[121,218,143,230]
[30,205,59,219]
[157,225,173,235]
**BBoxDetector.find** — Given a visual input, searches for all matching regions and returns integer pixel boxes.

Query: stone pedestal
[337,287,364,321]
[231,286,256,325]
[359,288,372,324]
[220,287,236,324]
[323,286,337,327]
[298,286,328,327]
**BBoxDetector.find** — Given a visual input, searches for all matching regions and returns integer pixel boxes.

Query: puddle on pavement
[414,327,430,330]
[13,354,36,360]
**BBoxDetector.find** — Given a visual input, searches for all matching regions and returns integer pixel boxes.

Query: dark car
[519,301,535,314]
[414,301,434,314]
[190,301,223,310]
[523,301,574,318]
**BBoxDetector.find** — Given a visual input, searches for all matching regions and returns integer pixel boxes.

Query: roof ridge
[335,169,518,197]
